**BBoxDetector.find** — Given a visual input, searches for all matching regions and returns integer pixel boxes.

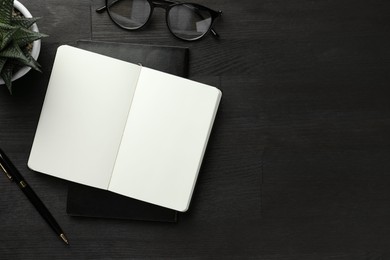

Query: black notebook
[66,40,190,222]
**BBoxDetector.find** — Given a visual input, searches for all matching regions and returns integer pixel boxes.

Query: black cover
[75,40,189,77]
[67,183,177,222]
[66,40,190,222]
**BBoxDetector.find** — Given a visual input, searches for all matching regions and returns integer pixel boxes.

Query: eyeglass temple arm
[210,28,219,38]
[97,0,125,13]
[96,4,107,13]
[97,0,125,12]
[210,10,222,38]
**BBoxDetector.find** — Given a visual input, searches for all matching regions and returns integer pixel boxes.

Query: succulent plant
[0,0,47,93]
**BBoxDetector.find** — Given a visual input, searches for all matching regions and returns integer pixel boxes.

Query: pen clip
[0,160,13,181]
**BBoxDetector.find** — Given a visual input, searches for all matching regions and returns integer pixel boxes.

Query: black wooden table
[1,0,390,259]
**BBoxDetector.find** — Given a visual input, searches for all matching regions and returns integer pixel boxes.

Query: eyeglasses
[96,0,222,41]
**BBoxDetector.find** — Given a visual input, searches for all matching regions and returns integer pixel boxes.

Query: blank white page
[28,45,141,189]
[109,67,221,211]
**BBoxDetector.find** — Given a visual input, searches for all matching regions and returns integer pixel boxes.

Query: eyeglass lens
[107,0,214,40]
[168,4,212,40]
[107,0,151,29]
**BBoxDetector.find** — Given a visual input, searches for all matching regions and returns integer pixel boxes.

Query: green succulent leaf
[11,16,41,29]
[22,47,41,72]
[0,41,41,72]
[0,0,13,25]
[1,62,14,94]
[0,56,6,72]
[12,27,46,47]
[0,22,14,30]
[0,24,19,50]
[0,41,30,65]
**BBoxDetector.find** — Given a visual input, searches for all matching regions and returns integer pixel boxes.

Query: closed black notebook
[66,40,190,222]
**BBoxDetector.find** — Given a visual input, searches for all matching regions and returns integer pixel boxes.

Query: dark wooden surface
[1,0,390,259]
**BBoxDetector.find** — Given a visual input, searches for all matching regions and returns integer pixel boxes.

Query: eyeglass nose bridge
[149,0,172,9]
[145,0,174,31]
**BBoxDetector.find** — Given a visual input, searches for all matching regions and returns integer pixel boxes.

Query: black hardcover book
[66,40,190,222]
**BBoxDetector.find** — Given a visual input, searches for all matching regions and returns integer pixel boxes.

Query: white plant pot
[0,0,41,85]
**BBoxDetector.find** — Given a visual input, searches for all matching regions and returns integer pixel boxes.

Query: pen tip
[60,233,69,245]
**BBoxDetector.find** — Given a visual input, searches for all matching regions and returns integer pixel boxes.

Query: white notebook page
[28,46,141,189]
[108,67,222,211]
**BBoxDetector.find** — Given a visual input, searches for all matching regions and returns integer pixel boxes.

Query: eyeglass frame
[96,0,222,41]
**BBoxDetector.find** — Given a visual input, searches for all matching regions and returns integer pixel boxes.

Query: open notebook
[66,40,189,222]
[28,45,221,212]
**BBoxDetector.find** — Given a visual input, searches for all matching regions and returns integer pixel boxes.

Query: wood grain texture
[1,0,390,258]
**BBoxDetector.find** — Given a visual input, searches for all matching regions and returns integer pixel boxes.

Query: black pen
[0,148,69,245]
